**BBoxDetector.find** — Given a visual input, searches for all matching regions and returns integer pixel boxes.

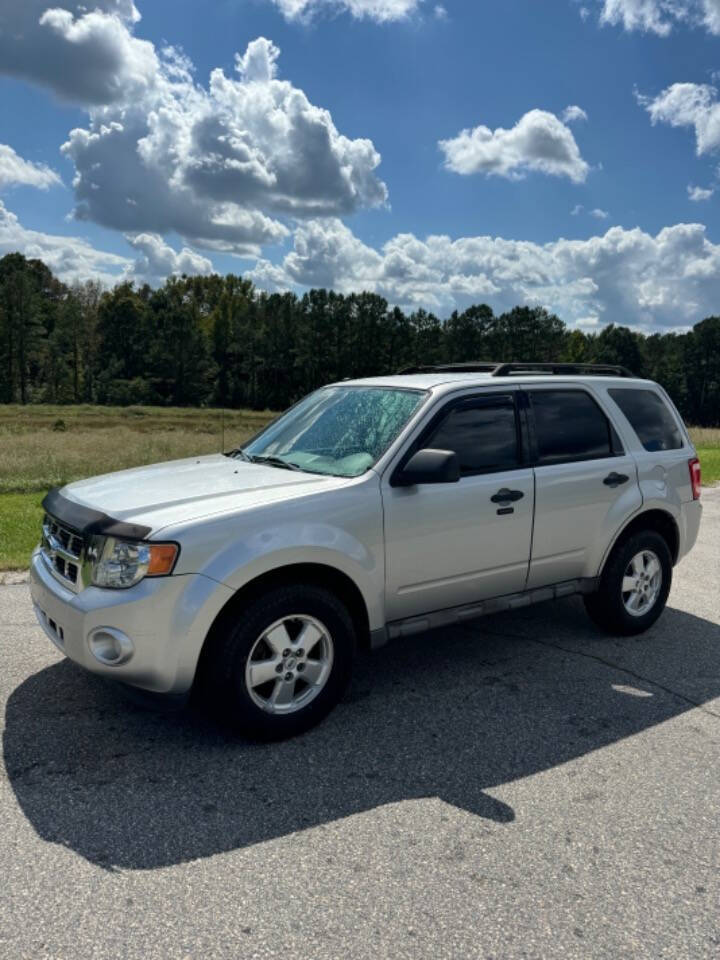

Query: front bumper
[29,548,233,695]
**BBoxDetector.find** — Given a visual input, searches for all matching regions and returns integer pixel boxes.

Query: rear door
[525,386,642,589]
[382,389,535,621]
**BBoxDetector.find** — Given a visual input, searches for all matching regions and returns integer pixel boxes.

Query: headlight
[91,537,179,589]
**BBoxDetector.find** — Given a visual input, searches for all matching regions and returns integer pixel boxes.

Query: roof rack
[397,362,500,375]
[397,361,634,378]
[492,362,634,378]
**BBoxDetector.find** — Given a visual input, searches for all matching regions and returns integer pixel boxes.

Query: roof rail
[491,362,634,378]
[397,361,635,378]
[397,362,500,375]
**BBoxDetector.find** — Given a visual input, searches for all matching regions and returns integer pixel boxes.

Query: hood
[59,454,351,535]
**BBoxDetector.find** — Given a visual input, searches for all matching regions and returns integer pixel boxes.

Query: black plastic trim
[42,487,153,541]
[385,577,600,639]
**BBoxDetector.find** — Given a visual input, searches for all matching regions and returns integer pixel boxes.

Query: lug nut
[297,663,305,672]
[282,648,291,657]
[297,649,304,657]
[285,672,293,681]
[275,664,283,674]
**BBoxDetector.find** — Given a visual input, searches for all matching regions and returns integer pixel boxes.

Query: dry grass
[689,427,720,448]
[0,404,276,494]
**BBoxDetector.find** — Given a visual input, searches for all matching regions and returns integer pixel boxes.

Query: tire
[200,583,355,740]
[584,529,672,636]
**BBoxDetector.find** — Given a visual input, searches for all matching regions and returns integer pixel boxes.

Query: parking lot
[1,489,718,959]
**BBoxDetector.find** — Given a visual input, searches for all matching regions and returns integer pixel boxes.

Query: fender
[597,500,681,576]
[158,480,387,636]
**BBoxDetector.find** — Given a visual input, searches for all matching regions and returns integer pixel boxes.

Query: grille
[41,514,85,590]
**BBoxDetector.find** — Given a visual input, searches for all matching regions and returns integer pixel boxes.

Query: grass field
[0,406,718,570]
[0,405,276,570]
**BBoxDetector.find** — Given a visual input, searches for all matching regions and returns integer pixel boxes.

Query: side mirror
[395,448,460,486]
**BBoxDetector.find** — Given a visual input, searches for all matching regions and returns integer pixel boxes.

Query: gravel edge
[0,571,30,585]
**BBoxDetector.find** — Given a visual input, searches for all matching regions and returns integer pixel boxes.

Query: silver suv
[29,363,703,738]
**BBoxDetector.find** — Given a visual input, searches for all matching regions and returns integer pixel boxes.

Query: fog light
[88,627,134,665]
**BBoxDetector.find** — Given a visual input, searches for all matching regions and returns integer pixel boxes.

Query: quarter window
[608,389,684,452]
[530,390,615,465]
[425,397,519,475]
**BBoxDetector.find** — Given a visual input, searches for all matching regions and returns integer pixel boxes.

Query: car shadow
[4,599,720,870]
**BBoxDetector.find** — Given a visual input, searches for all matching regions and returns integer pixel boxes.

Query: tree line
[1,251,719,425]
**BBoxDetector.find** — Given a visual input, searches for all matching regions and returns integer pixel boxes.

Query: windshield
[242,386,426,478]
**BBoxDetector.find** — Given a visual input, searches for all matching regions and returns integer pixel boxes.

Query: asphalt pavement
[1,490,719,959]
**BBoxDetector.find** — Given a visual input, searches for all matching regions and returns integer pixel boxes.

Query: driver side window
[425,396,520,476]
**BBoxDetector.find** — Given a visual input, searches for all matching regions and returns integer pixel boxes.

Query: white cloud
[252,217,720,328]
[60,37,387,255]
[439,109,590,183]
[0,199,129,285]
[571,204,584,216]
[688,184,714,201]
[246,258,296,293]
[0,201,220,288]
[434,5,448,19]
[562,105,589,124]
[596,0,720,35]
[640,82,720,156]
[0,1,158,105]
[124,234,214,286]
[590,208,610,219]
[267,0,422,21]
[0,145,62,191]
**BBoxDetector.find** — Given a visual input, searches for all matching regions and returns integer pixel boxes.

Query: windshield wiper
[249,454,304,472]
[225,448,252,462]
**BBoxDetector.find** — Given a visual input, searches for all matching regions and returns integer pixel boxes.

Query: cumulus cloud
[246,258,296,293]
[0,1,158,105]
[0,145,62,191]
[0,199,129,285]
[0,201,219,288]
[252,217,720,328]
[640,82,720,155]
[688,184,714,201]
[562,105,588,124]
[596,0,720,36]
[590,208,610,219]
[267,0,422,21]
[60,37,387,255]
[439,109,590,183]
[124,234,214,286]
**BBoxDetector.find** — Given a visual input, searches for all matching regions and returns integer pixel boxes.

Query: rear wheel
[584,530,672,636]
[201,583,355,739]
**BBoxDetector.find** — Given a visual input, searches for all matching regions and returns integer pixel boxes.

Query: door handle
[603,472,629,488]
[491,488,524,504]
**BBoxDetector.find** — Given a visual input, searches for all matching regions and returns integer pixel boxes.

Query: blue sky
[2,0,720,329]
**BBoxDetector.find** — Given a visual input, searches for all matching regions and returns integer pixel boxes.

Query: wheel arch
[601,508,680,575]
[197,562,372,681]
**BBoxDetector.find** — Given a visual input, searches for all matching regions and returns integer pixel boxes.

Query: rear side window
[529,390,615,465]
[609,389,684,452]
[425,397,519,475]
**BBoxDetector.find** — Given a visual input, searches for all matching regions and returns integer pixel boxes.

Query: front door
[382,391,535,622]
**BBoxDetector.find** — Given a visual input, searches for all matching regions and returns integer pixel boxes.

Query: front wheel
[584,530,672,636]
[200,583,355,739]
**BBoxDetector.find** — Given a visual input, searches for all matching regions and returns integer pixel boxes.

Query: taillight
[689,457,702,500]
